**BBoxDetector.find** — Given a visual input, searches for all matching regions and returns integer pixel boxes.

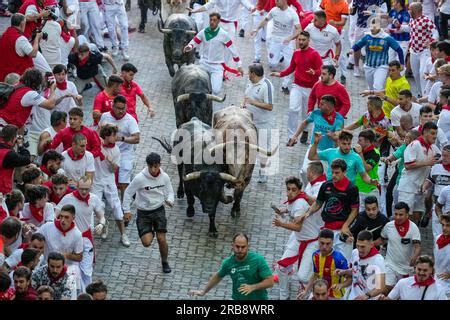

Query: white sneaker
[353,67,361,77]
[111,47,119,57]
[258,169,268,183]
[120,234,131,247]
[122,49,129,61]
[100,220,109,240]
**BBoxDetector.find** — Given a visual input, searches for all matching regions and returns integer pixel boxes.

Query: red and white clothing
[304,23,341,65]
[0,86,44,128]
[307,80,350,117]
[61,149,95,182]
[43,180,72,206]
[93,143,122,220]
[93,90,115,115]
[20,203,55,228]
[346,248,386,300]
[54,80,79,114]
[388,275,447,300]
[120,80,144,122]
[50,126,104,160]
[434,234,450,296]
[99,111,139,184]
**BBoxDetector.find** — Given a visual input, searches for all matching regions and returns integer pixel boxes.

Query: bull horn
[176,93,190,103]
[157,20,172,33]
[248,143,279,156]
[206,94,226,102]
[185,30,197,35]
[208,142,228,155]
[183,171,201,181]
[219,173,238,183]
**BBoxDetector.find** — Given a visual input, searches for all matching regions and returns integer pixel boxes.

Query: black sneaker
[239,29,245,37]
[419,211,431,228]
[346,63,354,70]
[279,56,284,63]
[299,131,308,144]
[281,87,289,95]
[340,75,346,85]
[261,38,266,42]
[162,262,172,273]
[83,83,93,91]
[253,58,261,63]
[138,27,145,33]
[98,46,108,52]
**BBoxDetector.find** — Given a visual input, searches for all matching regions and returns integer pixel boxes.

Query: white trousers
[288,85,311,138]
[79,237,94,292]
[193,3,208,30]
[238,0,255,32]
[104,3,129,49]
[332,229,353,262]
[299,0,313,11]
[32,52,52,74]
[364,65,389,91]
[80,1,105,48]
[200,61,225,114]
[268,39,293,88]
[253,12,266,61]
[66,264,81,299]
[92,182,123,220]
[432,207,443,242]
[410,49,431,96]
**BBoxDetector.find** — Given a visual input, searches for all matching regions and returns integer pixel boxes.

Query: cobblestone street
[0,3,435,300]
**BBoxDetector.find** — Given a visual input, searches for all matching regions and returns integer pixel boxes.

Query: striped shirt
[312,249,348,298]
[409,15,438,53]
[353,32,403,67]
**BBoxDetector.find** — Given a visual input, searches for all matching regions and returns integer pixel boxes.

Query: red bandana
[316,23,328,31]
[0,206,7,223]
[110,110,126,121]
[443,104,450,112]
[417,136,431,151]
[67,148,84,161]
[322,109,337,125]
[395,219,410,237]
[18,242,29,249]
[413,274,436,287]
[54,219,75,237]
[360,246,379,260]
[60,30,71,43]
[417,125,423,134]
[150,169,161,177]
[29,204,44,223]
[48,265,68,284]
[363,144,375,154]
[56,80,67,91]
[436,234,450,249]
[443,163,450,172]
[284,192,309,204]
[310,174,327,186]
[333,176,350,191]
[40,165,52,178]
[103,142,115,148]
[369,110,386,123]
[72,189,90,206]
[78,53,90,67]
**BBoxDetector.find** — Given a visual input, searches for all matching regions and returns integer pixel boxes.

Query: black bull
[158,14,197,77]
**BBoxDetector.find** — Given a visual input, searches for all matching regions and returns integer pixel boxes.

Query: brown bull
[210,106,278,218]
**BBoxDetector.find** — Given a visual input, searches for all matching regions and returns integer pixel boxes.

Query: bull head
[183,171,237,183]
[176,93,226,103]
[158,20,172,34]
[209,142,279,157]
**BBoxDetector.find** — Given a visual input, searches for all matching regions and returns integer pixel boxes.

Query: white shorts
[385,264,410,286]
[118,157,134,184]
[92,182,123,220]
[25,131,40,157]
[397,191,425,213]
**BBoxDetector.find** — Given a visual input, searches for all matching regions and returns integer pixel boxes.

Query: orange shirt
[320,0,349,33]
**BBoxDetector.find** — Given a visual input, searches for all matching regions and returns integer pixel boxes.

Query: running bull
[158,14,198,77]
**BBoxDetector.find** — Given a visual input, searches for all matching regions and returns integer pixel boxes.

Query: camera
[43,6,59,21]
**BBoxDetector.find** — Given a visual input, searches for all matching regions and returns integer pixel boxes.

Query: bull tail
[152,136,173,154]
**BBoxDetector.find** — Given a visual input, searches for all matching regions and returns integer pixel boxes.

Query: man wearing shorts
[122,153,175,273]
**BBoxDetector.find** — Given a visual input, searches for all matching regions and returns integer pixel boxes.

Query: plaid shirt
[409,15,437,53]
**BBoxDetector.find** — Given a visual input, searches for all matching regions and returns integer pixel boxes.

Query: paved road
[0,5,434,300]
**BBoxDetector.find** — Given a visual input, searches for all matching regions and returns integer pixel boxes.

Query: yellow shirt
[383,75,411,118]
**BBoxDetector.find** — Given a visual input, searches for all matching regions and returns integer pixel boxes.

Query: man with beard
[39,150,64,181]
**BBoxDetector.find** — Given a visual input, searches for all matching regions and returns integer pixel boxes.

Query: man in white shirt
[40,14,62,69]
[390,89,423,135]
[434,214,450,298]
[381,255,447,300]
[93,123,130,247]
[61,134,95,184]
[252,0,301,92]
[123,153,175,274]
[59,20,76,67]
[381,202,421,293]
[98,95,140,201]
[337,230,386,300]
[52,64,83,114]
[414,105,448,148]
[56,176,106,292]
[184,12,243,113]
[3,232,45,271]
[243,63,275,182]
[398,121,440,224]
[103,0,130,60]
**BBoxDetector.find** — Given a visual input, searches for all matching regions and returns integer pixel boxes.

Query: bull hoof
[231,209,240,219]
[177,190,184,198]
[186,206,195,217]
[169,70,175,77]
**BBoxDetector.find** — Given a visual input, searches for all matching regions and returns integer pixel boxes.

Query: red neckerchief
[60,30,71,43]
[333,176,350,191]
[443,104,450,111]
[48,265,67,284]
[29,204,44,223]
[54,219,75,237]
[18,242,29,249]
[322,109,337,125]
[0,207,7,222]
[315,22,328,31]
[395,219,410,237]
[360,246,379,260]
[446,56,450,62]
[363,144,375,154]
[284,192,309,204]
[310,174,327,186]
[413,274,436,287]
[0,138,14,148]
[103,142,115,148]
[442,163,450,171]
[72,189,90,206]
[78,53,90,67]
[436,234,450,249]
[40,165,52,178]
[67,147,84,161]
[150,169,161,177]
[110,110,126,121]
[416,136,431,152]
[370,110,385,123]
[56,80,67,91]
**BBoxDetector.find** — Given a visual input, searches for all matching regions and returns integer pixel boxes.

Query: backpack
[0,83,25,109]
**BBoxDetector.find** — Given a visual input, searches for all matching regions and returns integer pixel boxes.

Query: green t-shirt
[217,251,272,300]
[393,144,407,184]
[355,147,380,194]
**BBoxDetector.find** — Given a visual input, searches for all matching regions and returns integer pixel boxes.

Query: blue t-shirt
[353,33,403,67]
[307,110,344,151]
[318,148,366,183]
[388,9,410,42]
[353,0,387,28]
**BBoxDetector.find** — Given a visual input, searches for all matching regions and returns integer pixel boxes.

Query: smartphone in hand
[270,204,281,214]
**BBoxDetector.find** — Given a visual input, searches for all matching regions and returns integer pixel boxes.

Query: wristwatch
[121,136,125,142]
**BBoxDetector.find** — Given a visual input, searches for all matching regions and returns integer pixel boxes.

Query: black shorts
[136,206,167,237]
